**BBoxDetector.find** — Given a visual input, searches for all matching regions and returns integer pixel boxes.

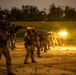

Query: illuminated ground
[0,41,76,75]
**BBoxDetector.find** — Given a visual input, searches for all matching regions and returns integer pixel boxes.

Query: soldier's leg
[10,36,15,50]
[7,38,11,49]
[0,47,3,59]
[36,43,41,57]
[3,46,16,75]
[56,40,58,46]
[13,33,16,48]
[0,47,3,60]
[31,46,37,63]
[44,41,47,52]
[12,40,16,48]
[52,40,55,48]
[24,46,30,64]
[48,40,51,49]
[40,41,44,51]
[10,39,14,50]
[37,46,40,57]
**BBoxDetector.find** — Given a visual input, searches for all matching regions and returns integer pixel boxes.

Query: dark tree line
[0,3,76,21]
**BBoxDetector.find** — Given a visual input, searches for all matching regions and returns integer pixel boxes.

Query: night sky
[0,0,76,11]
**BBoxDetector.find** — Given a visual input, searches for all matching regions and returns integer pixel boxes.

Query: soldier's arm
[0,31,9,41]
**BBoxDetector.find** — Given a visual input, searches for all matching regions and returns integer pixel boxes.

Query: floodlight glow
[58,31,68,37]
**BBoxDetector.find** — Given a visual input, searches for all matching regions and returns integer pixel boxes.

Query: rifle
[12,25,27,33]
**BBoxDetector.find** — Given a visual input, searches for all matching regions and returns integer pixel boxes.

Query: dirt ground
[0,41,76,75]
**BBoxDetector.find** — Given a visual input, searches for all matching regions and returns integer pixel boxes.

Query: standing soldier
[34,30,42,58]
[8,24,22,50]
[24,26,37,64]
[51,32,58,48]
[9,24,16,50]
[0,19,16,75]
[39,30,47,52]
[46,32,52,50]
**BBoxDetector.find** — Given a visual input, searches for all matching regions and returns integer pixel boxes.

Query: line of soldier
[23,26,63,64]
[23,26,51,64]
[0,19,63,75]
[24,26,48,64]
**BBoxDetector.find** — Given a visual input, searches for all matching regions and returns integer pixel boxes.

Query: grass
[11,21,76,41]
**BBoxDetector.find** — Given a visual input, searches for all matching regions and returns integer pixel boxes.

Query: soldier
[39,30,47,52]
[0,19,16,75]
[9,24,16,50]
[8,24,22,50]
[51,32,58,48]
[24,26,37,64]
[34,30,42,58]
[46,32,52,50]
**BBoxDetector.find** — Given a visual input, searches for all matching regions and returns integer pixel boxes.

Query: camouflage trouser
[52,39,58,48]
[35,41,41,57]
[0,45,12,73]
[40,40,47,52]
[10,34,16,50]
[11,40,16,50]
[7,38,15,50]
[46,40,51,49]
[24,45,35,63]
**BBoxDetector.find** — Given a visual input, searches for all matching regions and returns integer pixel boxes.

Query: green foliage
[48,4,63,21]
[16,28,26,38]
[0,4,76,21]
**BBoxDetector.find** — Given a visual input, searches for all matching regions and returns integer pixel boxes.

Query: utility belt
[24,40,36,48]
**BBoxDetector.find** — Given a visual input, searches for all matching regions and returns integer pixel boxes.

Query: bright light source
[58,31,68,37]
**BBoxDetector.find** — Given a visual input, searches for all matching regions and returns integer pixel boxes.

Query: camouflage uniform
[39,31,47,52]
[9,24,23,50]
[9,24,16,50]
[0,19,15,75]
[24,27,37,64]
[35,36,41,57]
[46,32,53,49]
[51,32,58,48]
[34,30,42,57]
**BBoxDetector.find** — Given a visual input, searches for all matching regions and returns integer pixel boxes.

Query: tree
[21,5,29,21]
[38,8,47,21]
[48,3,63,21]
[64,6,76,21]
[11,7,22,21]
[3,9,12,21]
[0,7,4,20]
[22,5,40,21]
[0,4,76,21]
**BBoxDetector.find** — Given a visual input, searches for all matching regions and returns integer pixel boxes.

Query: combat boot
[24,61,29,64]
[24,62,29,64]
[32,61,37,63]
